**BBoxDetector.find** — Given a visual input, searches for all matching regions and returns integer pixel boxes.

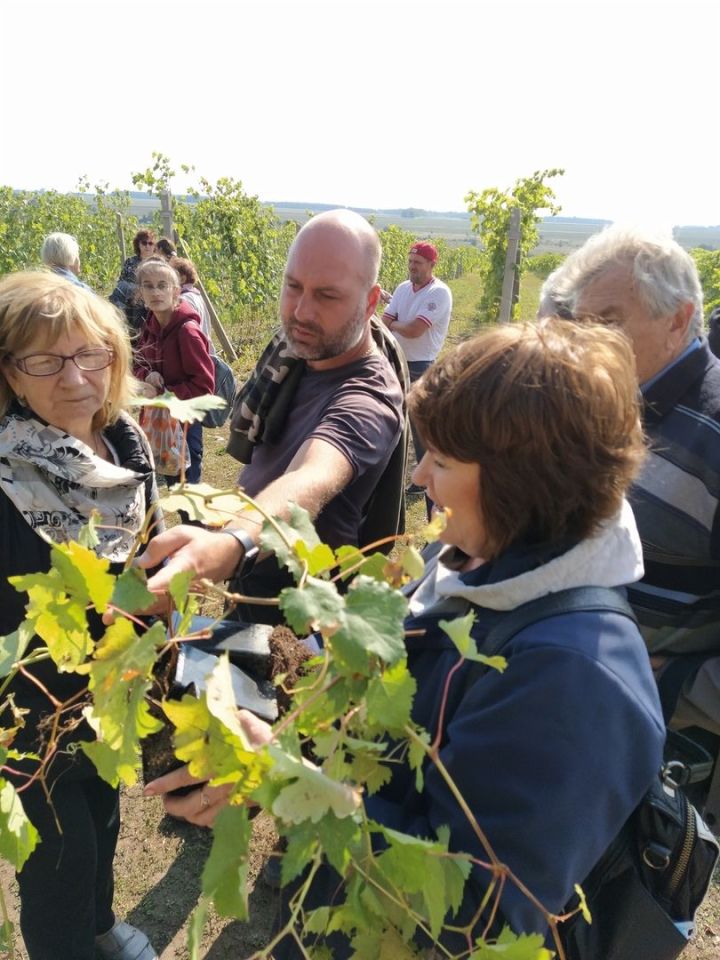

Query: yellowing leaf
[440,614,507,672]
[423,509,449,542]
[0,777,39,871]
[160,483,250,528]
[269,748,362,824]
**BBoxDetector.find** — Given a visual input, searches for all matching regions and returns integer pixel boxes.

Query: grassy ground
[2,273,719,958]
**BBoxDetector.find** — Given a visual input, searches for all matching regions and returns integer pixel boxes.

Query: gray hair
[40,232,81,270]
[547,225,703,342]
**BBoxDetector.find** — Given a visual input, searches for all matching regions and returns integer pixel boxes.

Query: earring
[16,393,27,406]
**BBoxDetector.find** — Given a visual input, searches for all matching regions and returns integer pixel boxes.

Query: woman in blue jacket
[149,317,666,952]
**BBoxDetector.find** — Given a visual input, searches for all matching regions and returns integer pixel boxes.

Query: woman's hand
[144,710,272,827]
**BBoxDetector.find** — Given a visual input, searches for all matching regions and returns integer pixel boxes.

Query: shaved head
[292,210,381,289]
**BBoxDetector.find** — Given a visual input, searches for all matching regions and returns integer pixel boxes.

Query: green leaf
[0,621,34,679]
[331,577,407,673]
[80,618,166,785]
[335,546,389,582]
[440,614,507,672]
[159,483,250,529]
[295,541,336,577]
[169,569,193,612]
[304,905,331,935]
[408,729,430,792]
[365,660,416,735]
[400,545,425,581]
[51,540,114,612]
[201,805,252,918]
[0,777,39,871]
[281,822,318,885]
[134,391,226,423]
[259,504,322,579]
[111,567,156,616]
[574,882,592,924]
[471,927,553,959]
[77,513,101,549]
[279,578,344,635]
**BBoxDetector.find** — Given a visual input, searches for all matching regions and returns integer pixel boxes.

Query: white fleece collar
[421,500,643,613]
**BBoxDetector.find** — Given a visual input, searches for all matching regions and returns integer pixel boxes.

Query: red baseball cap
[409,242,438,264]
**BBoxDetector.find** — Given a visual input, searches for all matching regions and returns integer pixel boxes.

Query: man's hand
[143,710,273,827]
[137,526,244,603]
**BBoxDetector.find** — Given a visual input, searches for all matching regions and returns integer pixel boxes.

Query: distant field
[124,195,720,252]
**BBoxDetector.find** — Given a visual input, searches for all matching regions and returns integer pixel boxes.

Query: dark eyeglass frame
[11,348,115,377]
[140,240,156,247]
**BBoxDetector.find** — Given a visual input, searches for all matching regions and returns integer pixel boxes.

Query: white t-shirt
[382,277,452,362]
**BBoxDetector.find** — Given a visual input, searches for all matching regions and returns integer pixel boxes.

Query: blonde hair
[0,270,136,430]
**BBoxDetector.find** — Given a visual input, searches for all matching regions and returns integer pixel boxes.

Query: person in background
[40,232,92,290]
[109,229,157,334]
[171,256,215,353]
[133,258,214,484]
[0,271,160,960]
[546,226,720,824]
[382,241,452,496]
[144,318,664,957]
[155,237,177,260]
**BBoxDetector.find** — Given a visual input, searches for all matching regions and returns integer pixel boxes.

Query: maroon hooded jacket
[134,300,215,399]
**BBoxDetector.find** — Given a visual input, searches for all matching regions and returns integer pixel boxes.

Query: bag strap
[481,586,635,660]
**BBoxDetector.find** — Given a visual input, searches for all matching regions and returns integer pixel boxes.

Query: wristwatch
[216,528,259,578]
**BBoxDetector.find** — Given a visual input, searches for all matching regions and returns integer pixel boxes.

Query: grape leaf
[365,660,416,735]
[50,540,114,612]
[330,577,408,673]
[407,729,431,792]
[471,927,553,959]
[80,618,166,785]
[169,569,193,612]
[0,777,39,871]
[111,567,156,615]
[295,541,336,577]
[77,512,100,549]
[281,822,319,886]
[423,510,448,542]
[159,483,250,528]
[335,546,389,582]
[279,578,344,635]
[440,614,507,673]
[135,391,226,423]
[269,748,362,824]
[400,545,425,581]
[0,621,34,679]
[35,596,94,670]
[259,504,322,578]
[201,805,252,918]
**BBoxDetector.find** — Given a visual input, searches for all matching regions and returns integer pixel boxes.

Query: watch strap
[217,528,259,578]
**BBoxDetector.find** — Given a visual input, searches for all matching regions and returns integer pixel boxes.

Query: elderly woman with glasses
[109,229,157,334]
[0,271,160,960]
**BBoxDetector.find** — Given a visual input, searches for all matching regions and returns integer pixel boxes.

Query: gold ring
[200,787,210,811]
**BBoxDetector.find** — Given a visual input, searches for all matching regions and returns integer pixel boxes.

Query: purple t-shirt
[239,352,403,548]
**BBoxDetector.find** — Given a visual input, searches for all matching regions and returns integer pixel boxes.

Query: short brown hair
[170,256,198,285]
[133,229,156,257]
[0,271,136,430]
[409,317,645,557]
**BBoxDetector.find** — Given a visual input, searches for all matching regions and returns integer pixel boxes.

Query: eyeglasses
[11,348,115,377]
[141,240,155,247]
[139,281,171,292]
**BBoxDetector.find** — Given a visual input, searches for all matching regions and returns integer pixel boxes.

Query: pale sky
[2,0,718,226]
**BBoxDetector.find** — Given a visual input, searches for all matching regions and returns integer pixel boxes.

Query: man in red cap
[382,241,452,494]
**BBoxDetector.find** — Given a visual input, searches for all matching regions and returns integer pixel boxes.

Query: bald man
[140,210,404,597]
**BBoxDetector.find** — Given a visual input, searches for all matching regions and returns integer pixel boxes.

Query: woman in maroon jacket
[134,258,214,483]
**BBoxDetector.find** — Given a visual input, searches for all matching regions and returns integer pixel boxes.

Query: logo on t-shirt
[427,301,437,312]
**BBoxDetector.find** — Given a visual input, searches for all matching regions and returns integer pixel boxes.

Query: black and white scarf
[0,411,148,562]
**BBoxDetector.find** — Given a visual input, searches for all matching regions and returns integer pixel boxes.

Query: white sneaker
[95,921,158,960]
